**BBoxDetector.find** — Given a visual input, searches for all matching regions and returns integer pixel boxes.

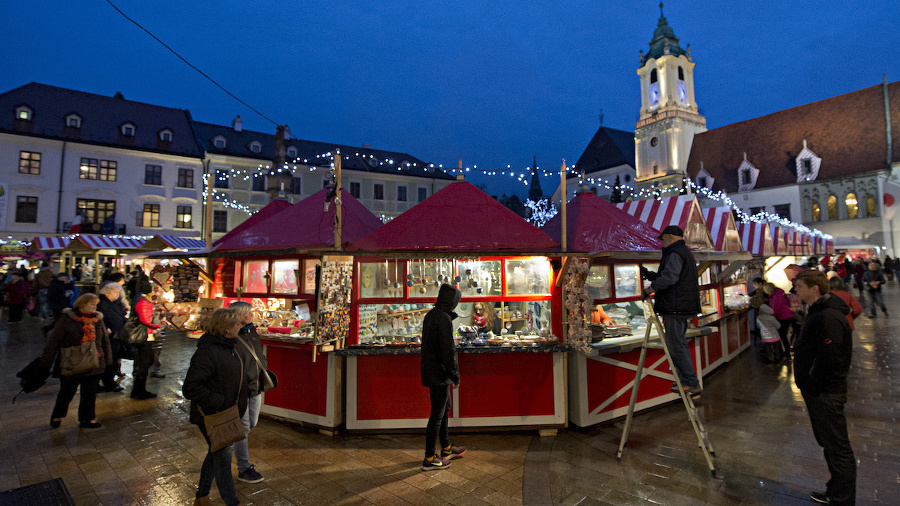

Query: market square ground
[1,287,898,505]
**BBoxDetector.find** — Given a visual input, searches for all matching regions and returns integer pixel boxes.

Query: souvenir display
[316,256,353,345]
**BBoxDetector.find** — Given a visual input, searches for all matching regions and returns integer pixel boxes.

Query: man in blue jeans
[641,225,702,395]
[861,261,888,317]
[420,284,467,470]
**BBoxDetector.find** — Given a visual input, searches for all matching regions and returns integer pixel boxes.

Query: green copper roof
[645,2,686,61]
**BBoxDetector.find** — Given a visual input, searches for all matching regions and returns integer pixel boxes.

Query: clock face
[677,81,687,103]
[649,82,660,106]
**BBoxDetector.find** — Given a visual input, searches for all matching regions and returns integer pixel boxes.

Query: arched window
[845,193,858,218]
[650,69,657,83]
[811,203,821,221]
[827,195,838,220]
[866,196,876,217]
[678,66,684,80]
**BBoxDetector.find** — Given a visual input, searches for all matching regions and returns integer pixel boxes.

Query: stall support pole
[334,149,342,250]
[616,298,717,476]
[560,159,567,253]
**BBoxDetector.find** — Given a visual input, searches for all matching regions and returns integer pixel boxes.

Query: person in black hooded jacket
[792,269,856,505]
[183,308,248,506]
[420,284,467,470]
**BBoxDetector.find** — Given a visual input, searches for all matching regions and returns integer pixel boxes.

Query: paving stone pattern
[1,285,897,505]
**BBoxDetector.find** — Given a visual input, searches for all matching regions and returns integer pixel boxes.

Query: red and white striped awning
[770,225,787,255]
[616,195,715,250]
[33,236,71,251]
[825,239,835,255]
[72,235,147,250]
[154,236,207,250]
[737,222,775,256]
[701,206,743,251]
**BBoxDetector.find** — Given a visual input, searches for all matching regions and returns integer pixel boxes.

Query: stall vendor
[590,304,613,325]
[472,302,501,334]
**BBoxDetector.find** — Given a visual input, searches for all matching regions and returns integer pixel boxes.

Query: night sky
[2,1,896,198]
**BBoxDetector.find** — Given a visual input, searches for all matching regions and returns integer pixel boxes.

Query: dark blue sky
[2,1,896,198]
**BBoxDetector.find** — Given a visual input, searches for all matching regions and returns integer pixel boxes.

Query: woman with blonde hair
[41,293,112,428]
[184,308,248,506]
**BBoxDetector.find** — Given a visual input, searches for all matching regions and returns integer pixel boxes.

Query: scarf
[76,312,99,343]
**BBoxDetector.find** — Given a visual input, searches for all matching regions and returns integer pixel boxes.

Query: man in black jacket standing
[793,269,856,505]
[641,225,702,395]
[420,283,467,470]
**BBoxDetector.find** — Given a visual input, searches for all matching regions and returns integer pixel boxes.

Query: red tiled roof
[687,81,900,193]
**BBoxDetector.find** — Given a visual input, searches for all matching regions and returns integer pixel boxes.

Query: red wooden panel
[587,348,674,414]
[707,329,723,364]
[356,355,431,420]
[457,353,556,417]
[726,315,741,354]
[262,344,329,417]
[737,312,750,347]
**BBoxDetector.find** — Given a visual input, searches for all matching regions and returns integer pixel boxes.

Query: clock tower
[634,3,706,196]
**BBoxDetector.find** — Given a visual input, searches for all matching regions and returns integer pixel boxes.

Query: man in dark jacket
[641,225,702,395]
[861,261,887,317]
[420,284,466,470]
[793,269,856,505]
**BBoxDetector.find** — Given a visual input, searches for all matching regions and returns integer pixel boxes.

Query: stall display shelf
[376,308,428,318]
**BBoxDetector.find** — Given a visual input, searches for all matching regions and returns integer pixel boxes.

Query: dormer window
[698,176,707,188]
[801,159,812,175]
[159,129,173,142]
[65,114,82,128]
[695,166,715,190]
[737,156,760,192]
[213,136,227,149]
[741,169,752,186]
[121,123,135,136]
[16,106,32,121]
[286,147,297,158]
[249,141,262,153]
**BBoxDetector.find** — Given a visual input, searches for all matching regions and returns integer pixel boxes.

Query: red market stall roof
[351,181,558,252]
[826,239,835,255]
[142,235,207,250]
[213,199,293,246]
[737,222,775,257]
[701,206,743,252]
[616,195,715,250]
[33,236,72,251]
[541,191,661,252]
[215,188,383,252]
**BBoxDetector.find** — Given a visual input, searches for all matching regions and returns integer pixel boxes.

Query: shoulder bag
[199,353,245,452]
[60,340,100,376]
[238,336,278,392]
[115,313,149,345]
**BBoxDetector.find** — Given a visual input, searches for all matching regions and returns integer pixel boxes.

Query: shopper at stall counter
[131,277,160,399]
[640,225,702,396]
[420,283,467,470]
[792,269,856,505]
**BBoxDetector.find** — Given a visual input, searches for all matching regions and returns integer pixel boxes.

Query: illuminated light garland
[524,198,558,227]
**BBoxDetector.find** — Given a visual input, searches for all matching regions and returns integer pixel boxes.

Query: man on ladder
[641,225,702,396]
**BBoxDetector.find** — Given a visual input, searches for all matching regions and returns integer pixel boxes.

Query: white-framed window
[15,106,32,121]
[121,123,136,136]
[176,206,192,229]
[737,159,759,192]
[65,114,82,128]
[249,141,262,153]
[286,147,298,158]
[159,129,173,142]
[213,136,227,149]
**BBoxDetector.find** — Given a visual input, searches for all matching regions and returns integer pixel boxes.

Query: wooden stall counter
[259,336,343,433]
[337,344,570,431]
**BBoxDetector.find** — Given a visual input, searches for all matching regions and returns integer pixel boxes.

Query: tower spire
[528,156,544,201]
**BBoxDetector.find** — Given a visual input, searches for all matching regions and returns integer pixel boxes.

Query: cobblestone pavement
[1,285,897,505]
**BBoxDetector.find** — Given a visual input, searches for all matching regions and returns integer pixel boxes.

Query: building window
[750,206,765,216]
[99,160,117,182]
[159,130,173,142]
[652,163,659,175]
[78,199,115,226]
[827,195,838,220]
[214,137,226,149]
[289,177,302,194]
[214,169,229,189]
[252,173,266,191]
[811,203,821,221]
[145,165,162,185]
[350,182,361,199]
[15,196,38,223]
[249,141,262,153]
[19,151,41,175]
[141,204,160,227]
[418,187,427,202]
[774,204,791,221]
[741,170,752,186]
[287,147,297,158]
[866,196,876,217]
[66,114,81,128]
[79,158,98,179]
[801,158,813,175]
[177,168,194,188]
[374,183,384,200]
[650,69,657,83]
[15,106,32,121]
[397,186,407,202]
[650,137,659,147]
[176,206,192,229]
[121,123,135,136]
[678,66,684,80]
[213,210,228,233]
[697,176,707,188]
[845,193,858,219]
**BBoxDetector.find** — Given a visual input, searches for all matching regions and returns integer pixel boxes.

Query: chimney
[282,124,291,139]
[362,143,372,149]
[113,91,124,100]
[232,116,243,132]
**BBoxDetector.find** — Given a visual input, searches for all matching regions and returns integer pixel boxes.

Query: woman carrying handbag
[41,293,112,428]
[183,308,248,506]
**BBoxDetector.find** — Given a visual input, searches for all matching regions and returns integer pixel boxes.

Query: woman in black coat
[41,293,112,429]
[183,308,248,506]
[98,281,128,392]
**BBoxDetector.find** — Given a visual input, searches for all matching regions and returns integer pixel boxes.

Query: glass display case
[271,259,299,295]
[723,283,749,312]
[455,259,502,297]
[613,264,641,298]
[586,265,611,300]
[359,260,403,298]
[506,258,552,296]
[231,257,319,298]
[358,302,433,344]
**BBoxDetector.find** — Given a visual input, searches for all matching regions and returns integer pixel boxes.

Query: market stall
[616,194,715,251]
[702,206,743,252]
[344,181,566,431]
[57,234,148,288]
[213,188,383,431]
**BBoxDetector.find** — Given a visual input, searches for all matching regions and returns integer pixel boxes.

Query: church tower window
[845,193,858,218]
[827,195,838,220]
[811,203,821,221]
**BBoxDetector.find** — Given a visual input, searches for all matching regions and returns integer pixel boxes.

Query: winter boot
[130,377,157,400]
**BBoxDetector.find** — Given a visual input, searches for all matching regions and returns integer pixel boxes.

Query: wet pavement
[1,286,898,505]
